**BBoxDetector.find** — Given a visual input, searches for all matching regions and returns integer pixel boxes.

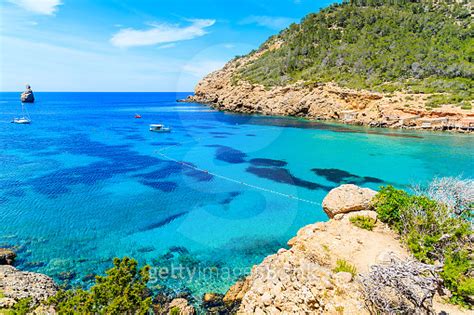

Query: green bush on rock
[373,183,473,307]
[333,259,357,277]
[47,257,152,314]
[349,215,376,231]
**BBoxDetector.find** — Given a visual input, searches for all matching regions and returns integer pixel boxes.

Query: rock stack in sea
[20,84,35,103]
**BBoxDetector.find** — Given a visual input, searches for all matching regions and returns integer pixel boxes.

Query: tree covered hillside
[236,0,473,108]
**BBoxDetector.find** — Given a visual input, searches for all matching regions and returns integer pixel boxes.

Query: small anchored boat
[12,101,31,124]
[135,114,142,119]
[149,124,171,132]
[12,117,31,124]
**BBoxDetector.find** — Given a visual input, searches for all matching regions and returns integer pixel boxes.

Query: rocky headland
[184,1,473,133]
[184,50,473,132]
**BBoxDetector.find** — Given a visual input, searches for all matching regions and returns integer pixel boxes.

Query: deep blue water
[0,92,473,297]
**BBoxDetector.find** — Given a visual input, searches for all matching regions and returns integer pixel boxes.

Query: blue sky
[0,0,335,91]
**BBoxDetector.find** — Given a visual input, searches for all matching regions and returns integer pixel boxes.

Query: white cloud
[110,19,215,48]
[8,0,62,15]
[157,43,176,49]
[240,15,296,30]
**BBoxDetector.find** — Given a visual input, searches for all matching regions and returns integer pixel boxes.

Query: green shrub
[441,250,474,307]
[170,306,181,315]
[372,185,410,232]
[3,298,32,315]
[372,184,473,306]
[48,257,151,314]
[349,215,376,231]
[333,259,357,277]
[460,102,472,110]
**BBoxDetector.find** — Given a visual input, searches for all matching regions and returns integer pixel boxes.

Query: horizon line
[0,91,194,93]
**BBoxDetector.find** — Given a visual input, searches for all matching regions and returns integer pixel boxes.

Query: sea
[0,92,472,297]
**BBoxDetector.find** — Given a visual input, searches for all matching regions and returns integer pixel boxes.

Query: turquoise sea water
[0,92,473,297]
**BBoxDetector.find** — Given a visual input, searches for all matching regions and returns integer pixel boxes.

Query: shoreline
[181,98,474,136]
[182,97,474,134]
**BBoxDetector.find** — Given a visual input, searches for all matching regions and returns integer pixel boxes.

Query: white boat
[149,124,171,132]
[12,101,31,124]
[12,117,31,124]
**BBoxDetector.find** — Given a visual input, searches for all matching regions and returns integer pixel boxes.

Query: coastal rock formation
[235,213,407,314]
[0,248,16,265]
[225,185,463,314]
[20,84,35,103]
[0,265,58,307]
[185,37,473,132]
[322,184,377,218]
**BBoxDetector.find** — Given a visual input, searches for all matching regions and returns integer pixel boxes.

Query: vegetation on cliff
[235,0,473,107]
[373,178,473,307]
[47,257,152,314]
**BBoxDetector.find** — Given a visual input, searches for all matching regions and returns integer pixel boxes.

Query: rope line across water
[154,150,322,206]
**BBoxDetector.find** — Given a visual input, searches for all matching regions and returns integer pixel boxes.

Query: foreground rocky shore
[216,184,467,314]
[1,184,469,314]
[184,47,473,133]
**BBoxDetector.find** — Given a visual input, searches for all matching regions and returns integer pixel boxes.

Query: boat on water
[135,114,142,118]
[149,124,171,132]
[12,117,31,124]
[12,102,31,124]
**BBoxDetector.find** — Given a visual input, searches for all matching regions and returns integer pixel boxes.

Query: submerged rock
[322,184,377,218]
[0,248,16,265]
[0,265,58,307]
[202,292,227,313]
[168,298,195,315]
[152,292,195,315]
[20,84,35,103]
[57,271,76,281]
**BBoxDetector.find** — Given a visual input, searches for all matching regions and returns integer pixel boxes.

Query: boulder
[322,184,377,218]
[0,248,16,265]
[20,84,35,103]
[202,292,223,308]
[168,298,195,315]
[0,265,58,306]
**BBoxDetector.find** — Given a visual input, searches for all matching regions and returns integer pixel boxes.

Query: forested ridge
[235,0,473,108]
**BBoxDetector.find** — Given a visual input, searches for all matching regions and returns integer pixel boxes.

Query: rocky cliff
[186,49,473,131]
[186,1,473,132]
